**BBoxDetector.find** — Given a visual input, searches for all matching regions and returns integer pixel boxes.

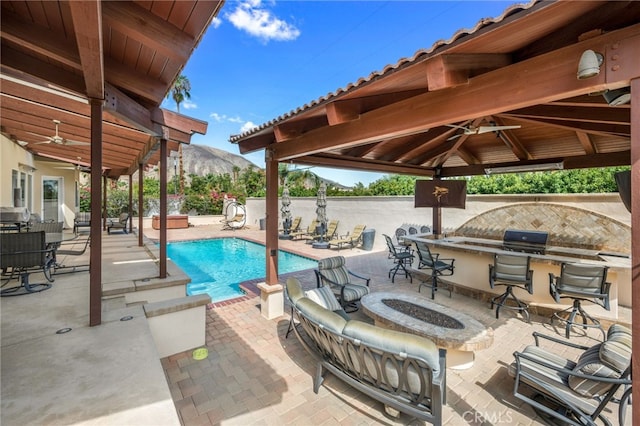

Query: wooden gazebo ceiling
[0,1,224,178]
[231,1,640,178]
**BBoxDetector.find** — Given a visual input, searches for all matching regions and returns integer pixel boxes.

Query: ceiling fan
[446,123,521,140]
[30,120,90,146]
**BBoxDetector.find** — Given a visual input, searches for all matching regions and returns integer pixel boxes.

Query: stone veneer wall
[454,202,630,253]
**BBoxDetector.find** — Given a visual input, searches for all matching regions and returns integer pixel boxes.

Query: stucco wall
[245,193,630,252]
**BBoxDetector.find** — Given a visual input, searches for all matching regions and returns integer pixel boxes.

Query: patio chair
[73,211,91,234]
[1,231,55,296]
[488,253,533,322]
[107,213,129,234]
[54,236,91,273]
[414,241,454,299]
[550,263,611,340]
[284,277,349,338]
[315,255,370,313]
[383,234,414,283]
[328,224,366,250]
[302,219,339,243]
[510,325,631,426]
[29,221,63,234]
[291,219,318,240]
[279,216,301,234]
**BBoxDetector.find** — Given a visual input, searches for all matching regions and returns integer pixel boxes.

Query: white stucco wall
[245,193,630,252]
[1,134,78,229]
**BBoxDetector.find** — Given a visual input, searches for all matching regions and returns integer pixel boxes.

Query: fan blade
[34,137,55,144]
[27,131,51,139]
[446,133,464,141]
[476,125,521,134]
[63,139,91,146]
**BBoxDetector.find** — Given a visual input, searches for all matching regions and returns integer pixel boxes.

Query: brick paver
[157,226,628,425]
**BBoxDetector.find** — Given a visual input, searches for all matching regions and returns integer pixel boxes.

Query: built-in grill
[0,207,30,231]
[502,229,548,255]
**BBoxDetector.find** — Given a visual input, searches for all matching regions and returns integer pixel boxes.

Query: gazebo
[230,0,639,416]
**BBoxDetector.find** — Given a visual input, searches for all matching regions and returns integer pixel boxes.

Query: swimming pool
[166,238,317,303]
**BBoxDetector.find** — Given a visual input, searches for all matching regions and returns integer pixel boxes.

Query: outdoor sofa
[285,277,446,425]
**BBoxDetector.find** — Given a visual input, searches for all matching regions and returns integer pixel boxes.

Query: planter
[152,215,189,230]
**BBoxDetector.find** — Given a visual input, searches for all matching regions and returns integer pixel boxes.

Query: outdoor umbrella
[280,186,292,235]
[315,182,327,236]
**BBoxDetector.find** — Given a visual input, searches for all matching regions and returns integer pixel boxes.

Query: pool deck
[1,220,631,425]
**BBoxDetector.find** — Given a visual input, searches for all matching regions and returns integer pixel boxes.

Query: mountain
[182,144,258,176]
[180,143,350,189]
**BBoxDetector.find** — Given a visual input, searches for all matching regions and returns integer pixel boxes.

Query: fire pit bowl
[361,292,493,369]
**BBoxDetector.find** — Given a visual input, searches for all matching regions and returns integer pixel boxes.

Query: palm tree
[168,75,192,195]
[168,74,191,113]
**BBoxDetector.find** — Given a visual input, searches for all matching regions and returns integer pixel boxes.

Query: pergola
[0,0,225,325]
[231,0,639,417]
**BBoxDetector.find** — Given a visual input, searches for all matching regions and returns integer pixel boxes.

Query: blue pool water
[166,238,317,303]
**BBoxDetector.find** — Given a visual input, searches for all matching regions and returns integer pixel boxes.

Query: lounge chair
[328,224,366,250]
[290,219,318,240]
[510,326,631,426]
[279,216,301,234]
[107,213,129,234]
[303,219,339,243]
[315,255,370,312]
[1,231,55,296]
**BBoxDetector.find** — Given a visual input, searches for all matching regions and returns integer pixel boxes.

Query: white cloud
[228,116,243,124]
[240,121,258,133]
[226,0,300,42]
[210,112,225,122]
[182,100,197,110]
[211,17,222,29]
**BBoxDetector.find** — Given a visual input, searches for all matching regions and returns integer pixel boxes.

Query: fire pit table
[361,291,493,369]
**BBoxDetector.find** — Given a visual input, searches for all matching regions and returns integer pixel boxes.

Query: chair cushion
[600,324,632,373]
[295,297,347,334]
[341,284,370,302]
[569,344,619,397]
[286,278,305,305]
[342,320,440,374]
[305,286,342,311]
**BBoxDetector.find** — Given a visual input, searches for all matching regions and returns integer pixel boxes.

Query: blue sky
[161,0,516,186]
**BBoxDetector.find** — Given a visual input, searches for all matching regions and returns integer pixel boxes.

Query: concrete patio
[1,220,631,425]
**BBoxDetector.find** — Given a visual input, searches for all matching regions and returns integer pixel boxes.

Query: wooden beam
[326,100,361,125]
[69,1,104,99]
[576,131,597,155]
[294,154,434,176]
[0,48,86,95]
[1,9,82,70]
[629,76,639,426]
[426,53,512,91]
[102,1,193,64]
[104,83,159,135]
[269,25,640,161]
[151,108,208,135]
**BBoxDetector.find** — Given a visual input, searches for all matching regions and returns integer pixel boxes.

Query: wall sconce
[602,87,631,106]
[577,49,603,79]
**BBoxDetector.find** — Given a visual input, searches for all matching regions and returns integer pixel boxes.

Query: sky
[161,0,517,186]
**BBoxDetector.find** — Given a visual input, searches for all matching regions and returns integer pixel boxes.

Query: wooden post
[89,98,102,327]
[630,77,639,423]
[138,163,143,247]
[128,174,133,234]
[159,139,167,278]
[265,149,279,284]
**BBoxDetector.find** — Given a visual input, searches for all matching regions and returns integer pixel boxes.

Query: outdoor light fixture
[485,162,564,175]
[602,87,631,106]
[577,49,603,79]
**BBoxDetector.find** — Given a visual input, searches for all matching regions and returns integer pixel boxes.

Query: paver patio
[159,223,631,426]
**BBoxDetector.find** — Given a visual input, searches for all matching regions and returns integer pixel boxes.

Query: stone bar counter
[405,234,631,323]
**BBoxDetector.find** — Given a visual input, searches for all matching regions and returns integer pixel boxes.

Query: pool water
[166,238,317,303]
